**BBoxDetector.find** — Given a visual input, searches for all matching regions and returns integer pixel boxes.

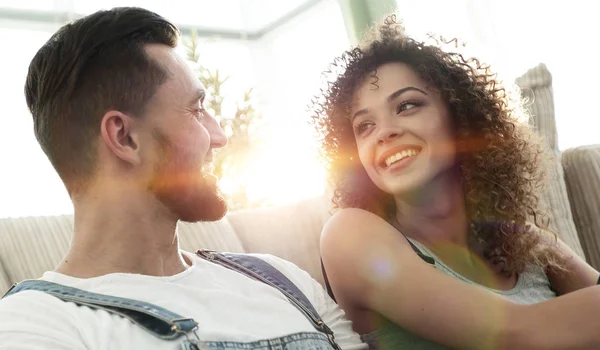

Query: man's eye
[194,107,206,120]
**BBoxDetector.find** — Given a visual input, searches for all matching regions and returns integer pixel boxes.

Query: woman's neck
[394,169,470,248]
[393,169,518,289]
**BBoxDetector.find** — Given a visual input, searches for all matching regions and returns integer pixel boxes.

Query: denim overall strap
[196,250,341,350]
[3,280,199,342]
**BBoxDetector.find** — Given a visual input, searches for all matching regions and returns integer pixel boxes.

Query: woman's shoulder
[320,208,414,270]
[323,208,390,235]
[319,208,411,308]
[321,209,394,251]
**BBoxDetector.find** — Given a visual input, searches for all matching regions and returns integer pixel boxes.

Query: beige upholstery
[516,64,585,257]
[0,215,244,294]
[178,220,245,254]
[0,267,9,297]
[563,145,600,267]
[229,196,331,286]
[516,64,560,150]
[0,215,73,293]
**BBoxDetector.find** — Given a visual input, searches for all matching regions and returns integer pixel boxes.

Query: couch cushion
[228,196,331,286]
[0,215,243,294]
[0,266,10,298]
[515,64,585,257]
[562,145,600,268]
[0,215,72,293]
[178,220,245,253]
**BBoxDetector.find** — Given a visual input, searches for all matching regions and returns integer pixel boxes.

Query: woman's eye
[396,101,421,114]
[354,121,373,135]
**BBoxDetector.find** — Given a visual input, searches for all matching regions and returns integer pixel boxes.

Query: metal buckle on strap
[327,332,341,350]
[2,283,18,298]
[170,319,205,349]
[317,320,341,350]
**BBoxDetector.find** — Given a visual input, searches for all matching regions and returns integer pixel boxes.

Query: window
[0,0,347,217]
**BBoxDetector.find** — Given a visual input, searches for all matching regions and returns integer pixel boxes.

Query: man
[0,7,365,350]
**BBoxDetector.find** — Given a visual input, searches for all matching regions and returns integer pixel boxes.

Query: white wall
[235,0,349,205]
[0,27,71,218]
[396,0,600,150]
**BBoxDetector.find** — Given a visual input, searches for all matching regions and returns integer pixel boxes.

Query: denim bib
[3,250,340,350]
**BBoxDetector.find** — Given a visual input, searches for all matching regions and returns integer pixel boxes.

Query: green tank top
[360,238,556,349]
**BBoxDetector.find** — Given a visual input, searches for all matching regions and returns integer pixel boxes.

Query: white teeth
[385,149,419,167]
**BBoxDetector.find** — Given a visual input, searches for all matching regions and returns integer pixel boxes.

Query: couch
[1,64,599,295]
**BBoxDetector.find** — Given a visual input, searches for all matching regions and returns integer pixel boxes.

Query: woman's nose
[378,128,404,144]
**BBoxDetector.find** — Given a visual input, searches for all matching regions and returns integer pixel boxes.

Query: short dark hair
[25,7,179,193]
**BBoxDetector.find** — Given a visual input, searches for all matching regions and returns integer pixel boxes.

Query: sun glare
[218,121,326,208]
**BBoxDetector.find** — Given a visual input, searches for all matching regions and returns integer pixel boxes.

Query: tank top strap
[404,236,435,265]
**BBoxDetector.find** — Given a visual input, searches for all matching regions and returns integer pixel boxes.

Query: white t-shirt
[0,251,366,350]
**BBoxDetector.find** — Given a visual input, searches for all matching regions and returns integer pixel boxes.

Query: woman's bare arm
[540,231,599,294]
[321,208,600,350]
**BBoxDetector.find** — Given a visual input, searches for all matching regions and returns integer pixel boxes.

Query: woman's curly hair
[311,15,565,275]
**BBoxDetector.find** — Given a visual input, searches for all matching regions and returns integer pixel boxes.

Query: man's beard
[147,129,227,223]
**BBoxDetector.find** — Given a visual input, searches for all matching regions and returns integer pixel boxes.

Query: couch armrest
[562,145,600,269]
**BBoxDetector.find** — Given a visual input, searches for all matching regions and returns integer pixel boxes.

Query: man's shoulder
[236,253,368,350]
[0,288,83,332]
[192,251,320,302]
[245,253,307,274]
[0,287,110,349]
[0,288,73,315]
[190,250,314,283]
[2,288,58,305]
[238,253,325,314]
[236,253,316,287]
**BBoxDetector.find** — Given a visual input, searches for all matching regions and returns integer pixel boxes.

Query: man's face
[142,44,228,222]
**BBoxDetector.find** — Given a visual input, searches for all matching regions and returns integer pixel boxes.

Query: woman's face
[350,62,456,197]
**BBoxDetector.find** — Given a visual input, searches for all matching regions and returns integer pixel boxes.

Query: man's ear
[100,111,141,166]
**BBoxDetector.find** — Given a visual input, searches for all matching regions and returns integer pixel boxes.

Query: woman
[312,15,600,350]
